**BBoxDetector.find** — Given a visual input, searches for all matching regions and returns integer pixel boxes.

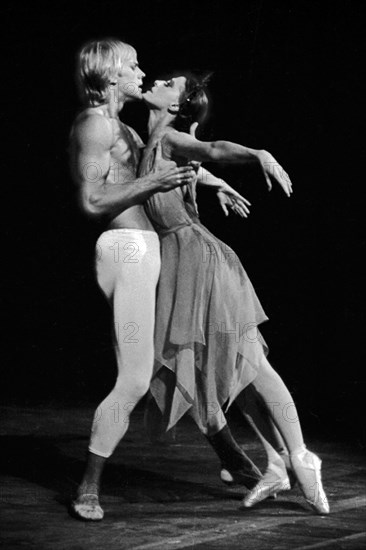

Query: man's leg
[72,230,160,520]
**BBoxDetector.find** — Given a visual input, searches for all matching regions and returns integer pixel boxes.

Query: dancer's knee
[115,374,151,403]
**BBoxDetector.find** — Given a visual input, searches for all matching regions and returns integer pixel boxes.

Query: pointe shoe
[70,493,104,521]
[290,449,330,515]
[240,459,291,509]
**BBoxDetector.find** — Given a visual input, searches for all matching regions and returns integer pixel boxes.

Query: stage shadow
[0,434,240,506]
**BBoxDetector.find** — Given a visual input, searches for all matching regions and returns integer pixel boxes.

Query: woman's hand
[189,123,201,173]
[189,122,199,138]
[217,186,251,218]
[257,150,293,197]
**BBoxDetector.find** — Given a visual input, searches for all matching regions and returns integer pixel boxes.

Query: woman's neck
[147,108,176,138]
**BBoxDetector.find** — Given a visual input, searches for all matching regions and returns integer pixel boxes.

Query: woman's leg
[236,386,295,487]
[239,352,329,513]
[237,386,288,456]
[251,355,304,451]
[144,382,262,489]
[201,409,262,489]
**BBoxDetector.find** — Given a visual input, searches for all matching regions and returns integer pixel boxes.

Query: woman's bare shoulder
[158,129,181,156]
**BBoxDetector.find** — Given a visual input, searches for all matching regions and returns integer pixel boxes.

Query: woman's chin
[142,92,155,105]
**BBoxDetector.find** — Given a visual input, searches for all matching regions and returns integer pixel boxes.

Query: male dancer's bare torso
[70,106,154,230]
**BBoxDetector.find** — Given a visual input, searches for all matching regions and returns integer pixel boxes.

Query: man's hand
[257,150,293,197]
[217,187,251,218]
[151,141,196,192]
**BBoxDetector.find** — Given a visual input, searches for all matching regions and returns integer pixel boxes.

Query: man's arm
[71,115,195,218]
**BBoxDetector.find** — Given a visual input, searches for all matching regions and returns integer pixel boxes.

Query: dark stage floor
[1,405,365,550]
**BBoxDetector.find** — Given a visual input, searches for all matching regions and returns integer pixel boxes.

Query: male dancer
[69,38,198,521]
[69,38,262,521]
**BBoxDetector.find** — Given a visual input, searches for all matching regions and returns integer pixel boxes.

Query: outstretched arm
[71,115,196,218]
[166,131,293,197]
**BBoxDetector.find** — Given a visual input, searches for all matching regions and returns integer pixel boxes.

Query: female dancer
[140,74,329,514]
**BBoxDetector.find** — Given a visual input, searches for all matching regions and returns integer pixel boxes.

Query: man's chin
[125,92,143,103]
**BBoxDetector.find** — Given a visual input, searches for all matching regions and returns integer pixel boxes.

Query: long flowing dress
[140,132,269,434]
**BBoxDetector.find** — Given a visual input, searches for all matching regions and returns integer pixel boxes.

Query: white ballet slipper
[240,458,291,508]
[70,493,104,521]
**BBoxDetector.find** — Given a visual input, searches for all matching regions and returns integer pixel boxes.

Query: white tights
[88,229,161,458]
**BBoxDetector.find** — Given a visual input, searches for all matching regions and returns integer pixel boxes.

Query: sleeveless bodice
[139,137,199,233]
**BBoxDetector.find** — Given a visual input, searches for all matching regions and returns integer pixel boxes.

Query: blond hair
[77,38,136,105]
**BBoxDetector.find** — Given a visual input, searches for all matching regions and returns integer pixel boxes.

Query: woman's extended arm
[166,131,293,197]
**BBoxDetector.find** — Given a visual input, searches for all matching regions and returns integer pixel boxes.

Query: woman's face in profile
[142,76,187,109]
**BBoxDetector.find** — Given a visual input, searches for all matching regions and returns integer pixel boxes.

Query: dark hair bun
[175,73,212,133]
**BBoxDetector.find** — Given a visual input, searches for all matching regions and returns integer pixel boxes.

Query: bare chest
[108,122,144,182]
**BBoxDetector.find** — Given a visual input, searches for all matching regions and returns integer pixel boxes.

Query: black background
[2,1,364,444]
